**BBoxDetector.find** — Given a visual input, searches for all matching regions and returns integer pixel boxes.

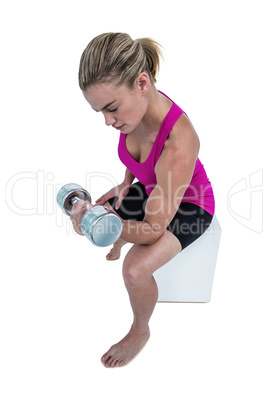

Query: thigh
[123,230,182,282]
[167,202,213,249]
[108,181,148,221]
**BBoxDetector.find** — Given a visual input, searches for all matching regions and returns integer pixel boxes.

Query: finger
[94,199,104,206]
[95,196,109,205]
[95,195,107,204]
[74,225,84,236]
[115,197,122,210]
[72,200,92,212]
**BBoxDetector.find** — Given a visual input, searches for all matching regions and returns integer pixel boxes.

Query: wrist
[123,171,135,186]
[122,179,131,187]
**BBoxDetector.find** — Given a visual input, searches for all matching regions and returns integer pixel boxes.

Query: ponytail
[136,37,162,83]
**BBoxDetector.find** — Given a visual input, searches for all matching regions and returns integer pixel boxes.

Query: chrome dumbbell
[57,183,122,247]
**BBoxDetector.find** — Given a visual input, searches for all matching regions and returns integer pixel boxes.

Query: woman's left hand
[95,182,131,210]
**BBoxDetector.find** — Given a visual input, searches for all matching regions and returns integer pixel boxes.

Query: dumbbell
[57,183,122,247]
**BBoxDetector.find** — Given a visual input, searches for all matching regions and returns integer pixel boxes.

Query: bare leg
[101,230,182,367]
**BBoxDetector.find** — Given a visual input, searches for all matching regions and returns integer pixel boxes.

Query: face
[82,75,149,134]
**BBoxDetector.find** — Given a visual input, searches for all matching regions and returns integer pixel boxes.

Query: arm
[119,114,200,245]
[95,168,135,208]
[123,168,135,186]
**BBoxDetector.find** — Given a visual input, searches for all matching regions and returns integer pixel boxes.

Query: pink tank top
[118,92,215,216]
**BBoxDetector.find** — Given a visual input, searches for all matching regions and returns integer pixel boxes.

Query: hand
[95,182,131,210]
[70,200,92,235]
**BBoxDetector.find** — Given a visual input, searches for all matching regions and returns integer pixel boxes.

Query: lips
[114,124,124,130]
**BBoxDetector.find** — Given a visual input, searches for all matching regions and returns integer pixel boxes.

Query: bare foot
[106,239,127,261]
[101,326,150,367]
[106,247,121,261]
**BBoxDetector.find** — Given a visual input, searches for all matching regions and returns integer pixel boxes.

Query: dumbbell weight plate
[81,206,123,247]
[57,183,92,216]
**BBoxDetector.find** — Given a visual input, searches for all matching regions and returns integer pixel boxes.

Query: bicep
[143,123,199,236]
[143,157,196,235]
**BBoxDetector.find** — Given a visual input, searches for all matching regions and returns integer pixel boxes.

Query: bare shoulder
[167,113,199,152]
[154,112,200,209]
[158,113,200,168]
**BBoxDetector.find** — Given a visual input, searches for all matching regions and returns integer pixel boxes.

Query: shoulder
[168,113,199,153]
[158,113,200,167]
[154,112,200,189]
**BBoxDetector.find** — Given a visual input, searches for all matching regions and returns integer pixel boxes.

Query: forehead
[83,83,129,110]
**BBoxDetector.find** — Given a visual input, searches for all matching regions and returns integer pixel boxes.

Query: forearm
[120,219,162,245]
[123,168,135,186]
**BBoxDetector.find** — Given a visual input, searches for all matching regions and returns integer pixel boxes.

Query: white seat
[153,215,221,302]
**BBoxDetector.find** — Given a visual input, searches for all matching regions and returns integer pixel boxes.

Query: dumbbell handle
[69,196,82,206]
[57,183,122,247]
[57,183,92,216]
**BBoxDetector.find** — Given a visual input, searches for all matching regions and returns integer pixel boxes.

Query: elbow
[146,231,165,245]
[145,237,160,246]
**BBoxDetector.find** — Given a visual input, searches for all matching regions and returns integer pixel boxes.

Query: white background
[1,0,267,401]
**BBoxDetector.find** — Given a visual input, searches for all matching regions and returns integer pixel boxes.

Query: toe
[104,357,112,367]
[101,352,111,364]
[110,359,117,368]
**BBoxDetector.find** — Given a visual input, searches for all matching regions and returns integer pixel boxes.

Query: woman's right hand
[70,200,92,235]
[95,182,131,210]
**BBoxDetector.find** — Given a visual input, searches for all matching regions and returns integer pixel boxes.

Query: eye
[108,108,118,113]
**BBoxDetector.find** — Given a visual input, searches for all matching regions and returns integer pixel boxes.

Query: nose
[104,114,116,127]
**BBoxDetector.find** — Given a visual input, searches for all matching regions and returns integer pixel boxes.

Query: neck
[139,86,172,133]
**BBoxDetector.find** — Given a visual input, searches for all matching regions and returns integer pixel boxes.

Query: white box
[153,215,221,303]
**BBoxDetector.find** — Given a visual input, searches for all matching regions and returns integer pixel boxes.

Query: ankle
[117,239,127,246]
[130,323,150,336]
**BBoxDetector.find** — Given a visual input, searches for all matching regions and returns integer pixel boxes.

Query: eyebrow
[93,101,116,112]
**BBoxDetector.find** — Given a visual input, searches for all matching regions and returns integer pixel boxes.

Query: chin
[121,127,129,134]
[123,124,138,135]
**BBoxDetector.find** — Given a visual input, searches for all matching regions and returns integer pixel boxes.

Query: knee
[123,259,143,288]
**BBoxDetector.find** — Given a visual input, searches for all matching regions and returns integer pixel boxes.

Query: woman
[71,32,215,368]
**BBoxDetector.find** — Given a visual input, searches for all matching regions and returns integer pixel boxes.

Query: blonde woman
[71,33,215,367]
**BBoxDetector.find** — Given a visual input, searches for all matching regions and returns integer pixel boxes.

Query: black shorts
[108,181,213,249]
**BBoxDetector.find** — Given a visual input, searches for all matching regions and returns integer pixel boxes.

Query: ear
[136,72,150,94]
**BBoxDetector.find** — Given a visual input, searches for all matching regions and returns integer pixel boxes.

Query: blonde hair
[78,32,162,90]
